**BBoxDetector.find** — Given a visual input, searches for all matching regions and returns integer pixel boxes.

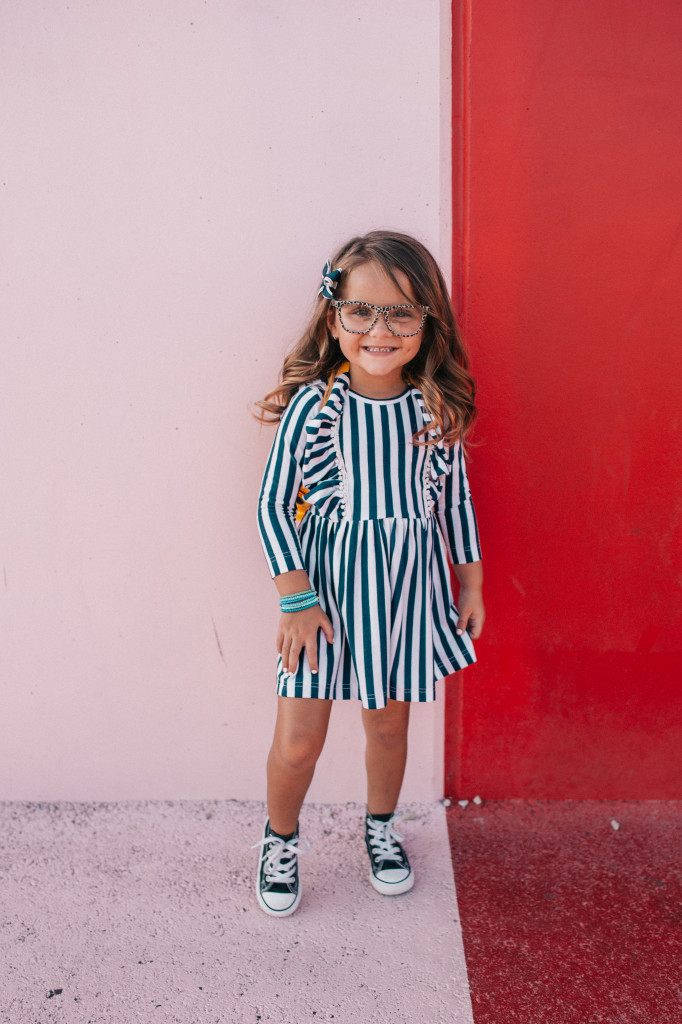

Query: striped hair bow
[318,259,341,299]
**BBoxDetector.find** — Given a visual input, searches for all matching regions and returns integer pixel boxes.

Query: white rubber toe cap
[369,867,414,896]
[256,885,301,917]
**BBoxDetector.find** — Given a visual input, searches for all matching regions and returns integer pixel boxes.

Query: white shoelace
[252,834,311,884]
[367,814,406,866]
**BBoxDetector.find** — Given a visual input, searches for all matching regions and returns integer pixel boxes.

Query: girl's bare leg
[266,695,333,835]
[361,700,411,816]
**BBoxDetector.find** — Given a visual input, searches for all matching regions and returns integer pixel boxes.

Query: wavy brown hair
[250,230,477,448]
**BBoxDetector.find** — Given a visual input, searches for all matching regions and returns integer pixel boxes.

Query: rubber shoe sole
[255,879,302,917]
[368,864,414,896]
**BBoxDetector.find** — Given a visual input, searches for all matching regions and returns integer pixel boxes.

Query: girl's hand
[456,586,486,640]
[277,605,334,675]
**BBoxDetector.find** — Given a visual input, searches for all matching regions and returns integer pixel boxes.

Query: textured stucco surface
[2,800,473,1023]
[1,0,451,806]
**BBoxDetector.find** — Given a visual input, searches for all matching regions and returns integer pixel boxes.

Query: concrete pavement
[4,798,680,1023]
[2,801,472,1024]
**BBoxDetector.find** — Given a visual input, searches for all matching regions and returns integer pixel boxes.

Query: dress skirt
[275,512,476,709]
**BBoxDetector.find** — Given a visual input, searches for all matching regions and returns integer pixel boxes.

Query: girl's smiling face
[327,262,424,399]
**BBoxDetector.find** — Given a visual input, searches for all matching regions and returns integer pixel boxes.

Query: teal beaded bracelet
[280,599,319,612]
[280,588,318,612]
[280,588,316,605]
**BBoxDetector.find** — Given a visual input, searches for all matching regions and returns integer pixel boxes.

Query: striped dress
[257,364,481,710]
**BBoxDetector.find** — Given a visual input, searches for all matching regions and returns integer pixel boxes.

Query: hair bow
[318,259,341,299]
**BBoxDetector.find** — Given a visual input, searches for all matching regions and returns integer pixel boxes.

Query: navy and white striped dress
[257,365,481,710]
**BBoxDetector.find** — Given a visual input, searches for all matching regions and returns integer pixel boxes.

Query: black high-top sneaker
[365,812,414,895]
[253,819,310,917]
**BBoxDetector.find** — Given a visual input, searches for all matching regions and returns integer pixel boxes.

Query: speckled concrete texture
[2,801,473,1023]
[448,800,682,1024]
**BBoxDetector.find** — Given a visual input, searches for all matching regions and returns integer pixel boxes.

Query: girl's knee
[364,708,410,748]
[270,697,332,774]
[272,732,324,774]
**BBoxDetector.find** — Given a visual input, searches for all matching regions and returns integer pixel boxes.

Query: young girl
[253,230,484,917]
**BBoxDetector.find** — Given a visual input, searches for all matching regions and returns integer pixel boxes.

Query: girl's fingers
[457,612,485,640]
[306,639,318,674]
[307,616,334,663]
[456,612,470,636]
[286,642,299,674]
[283,639,299,674]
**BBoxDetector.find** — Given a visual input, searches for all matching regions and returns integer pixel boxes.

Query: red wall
[446,0,682,798]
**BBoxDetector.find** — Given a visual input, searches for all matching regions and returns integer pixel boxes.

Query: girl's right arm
[256,387,334,673]
[256,387,321,578]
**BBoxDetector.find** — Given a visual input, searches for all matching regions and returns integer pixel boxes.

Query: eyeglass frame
[330,299,431,338]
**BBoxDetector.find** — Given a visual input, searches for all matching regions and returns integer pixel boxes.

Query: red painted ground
[448,800,682,1024]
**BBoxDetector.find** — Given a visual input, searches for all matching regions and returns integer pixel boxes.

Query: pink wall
[1,1,453,800]
[446,0,682,798]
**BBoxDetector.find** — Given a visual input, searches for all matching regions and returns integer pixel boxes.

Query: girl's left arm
[436,442,485,639]
[452,559,485,639]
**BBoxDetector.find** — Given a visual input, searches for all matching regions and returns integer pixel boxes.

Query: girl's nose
[369,312,392,337]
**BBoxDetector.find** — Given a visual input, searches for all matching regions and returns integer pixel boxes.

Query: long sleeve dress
[257,363,481,710]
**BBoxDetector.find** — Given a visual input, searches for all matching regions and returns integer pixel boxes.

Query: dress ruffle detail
[414,393,452,514]
[297,364,352,522]
[296,366,451,523]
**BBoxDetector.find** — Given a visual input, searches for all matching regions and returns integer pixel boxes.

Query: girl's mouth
[363,346,397,354]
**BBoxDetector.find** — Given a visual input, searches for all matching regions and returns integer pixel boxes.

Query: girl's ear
[326,305,337,336]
